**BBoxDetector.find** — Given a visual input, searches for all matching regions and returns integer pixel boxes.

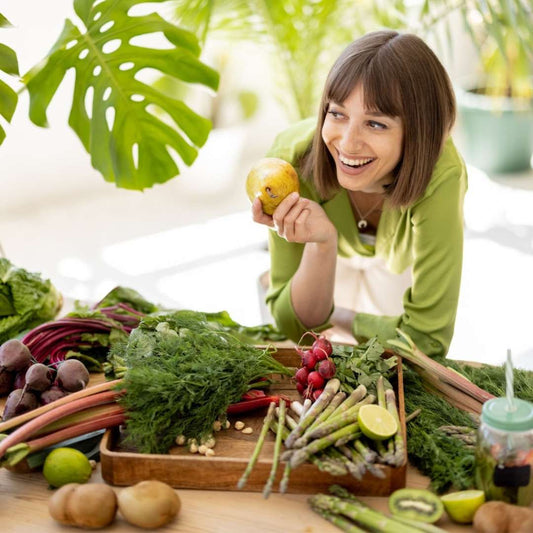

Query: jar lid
[482,398,533,432]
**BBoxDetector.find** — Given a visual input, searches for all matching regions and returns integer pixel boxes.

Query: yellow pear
[246,157,299,215]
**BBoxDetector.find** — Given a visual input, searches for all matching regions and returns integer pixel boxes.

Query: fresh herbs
[115,310,292,454]
[330,338,397,394]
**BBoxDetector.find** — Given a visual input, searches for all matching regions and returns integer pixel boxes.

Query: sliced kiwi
[389,488,445,524]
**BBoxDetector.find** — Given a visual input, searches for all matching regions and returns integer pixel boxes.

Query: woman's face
[322,84,404,194]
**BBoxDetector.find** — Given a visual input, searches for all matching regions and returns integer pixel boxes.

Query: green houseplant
[170,0,533,173]
[0,0,220,190]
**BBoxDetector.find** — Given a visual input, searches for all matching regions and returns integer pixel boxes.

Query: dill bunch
[114,311,292,454]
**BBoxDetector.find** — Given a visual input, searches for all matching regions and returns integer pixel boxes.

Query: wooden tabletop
[0,462,474,532]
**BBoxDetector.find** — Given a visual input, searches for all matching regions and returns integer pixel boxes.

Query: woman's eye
[368,120,387,129]
[327,110,343,119]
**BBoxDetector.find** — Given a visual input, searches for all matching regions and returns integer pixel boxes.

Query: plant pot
[455,88,533,174]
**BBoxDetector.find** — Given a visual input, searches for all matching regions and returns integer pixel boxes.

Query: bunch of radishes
[294,332,336,400]
[0,338,90,420]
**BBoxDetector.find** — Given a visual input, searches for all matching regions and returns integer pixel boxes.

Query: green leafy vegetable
[23,0,219,190]
[115,310,292,454]
[0,13,19,145]
[331,338,397,394]
[92,286,159,315]
[0,258,62,343]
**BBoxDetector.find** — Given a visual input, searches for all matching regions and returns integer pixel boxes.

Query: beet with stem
[0,339,33,375]
[24,363,55,393]
[2,388,39,420]
[56,359,90,392]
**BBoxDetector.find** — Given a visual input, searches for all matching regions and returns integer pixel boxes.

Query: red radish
[296,383,305,395]
[312,336,332,361]
[312,389,324,401]
[303,386,313,400]
[307,371,325,390]
[294,366,310,386]
[301,350,317,371]
[317,359,336,380]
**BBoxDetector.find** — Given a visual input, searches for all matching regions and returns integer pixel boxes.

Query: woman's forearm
[290,236,338,328]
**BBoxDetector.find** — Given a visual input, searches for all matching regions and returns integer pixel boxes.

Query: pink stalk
[0,389,123,459]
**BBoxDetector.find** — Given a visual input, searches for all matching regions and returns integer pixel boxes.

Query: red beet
[56,359,90,392]
[0,339,32,374]
[40,385,68,405]
[13,368,28,390]
[294,366,310,386]
[317,359,336,380]
[0,369,14,396]
[2,388,38,420]
[24,363,54,392]
[307,371,325,390]
[301,350,318,371]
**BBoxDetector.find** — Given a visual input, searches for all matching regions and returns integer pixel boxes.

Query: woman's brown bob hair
[301,30,456,207]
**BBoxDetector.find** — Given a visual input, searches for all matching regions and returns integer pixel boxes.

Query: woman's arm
[253,192,338,331]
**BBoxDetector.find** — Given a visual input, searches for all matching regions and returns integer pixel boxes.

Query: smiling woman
[251,30,468,358]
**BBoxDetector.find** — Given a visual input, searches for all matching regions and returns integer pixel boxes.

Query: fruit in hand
[246,157,299,215]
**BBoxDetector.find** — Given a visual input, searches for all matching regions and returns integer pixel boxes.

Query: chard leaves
[23,0,219,190]
[0,14,19,145]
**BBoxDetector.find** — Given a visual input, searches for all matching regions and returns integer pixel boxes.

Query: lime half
[43,447,93,488]
[357,404,398,441]
[441,489,486,524]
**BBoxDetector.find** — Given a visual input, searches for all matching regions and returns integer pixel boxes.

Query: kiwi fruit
[389,488,444,524]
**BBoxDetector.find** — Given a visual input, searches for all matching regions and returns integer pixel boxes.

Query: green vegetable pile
[0,257,62,343]
[403,358,533,493]
[114,310,292,454]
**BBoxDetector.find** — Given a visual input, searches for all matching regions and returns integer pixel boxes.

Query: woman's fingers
[251,198,274,227]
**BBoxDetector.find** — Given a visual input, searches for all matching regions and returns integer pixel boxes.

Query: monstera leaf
[23,0,219,190]
[0,14,19,145]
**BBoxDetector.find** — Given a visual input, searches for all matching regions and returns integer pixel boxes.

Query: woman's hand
[252,192,336,244]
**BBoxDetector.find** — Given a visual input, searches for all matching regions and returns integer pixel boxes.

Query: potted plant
[0,0,220,191]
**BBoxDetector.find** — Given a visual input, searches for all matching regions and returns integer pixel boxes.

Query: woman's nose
[340,122,365,153]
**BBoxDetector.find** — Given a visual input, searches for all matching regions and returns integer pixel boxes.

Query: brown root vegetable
[48,483,117,529]
[0,339,32,374]
[118,480,181,529]
[40,385,68,405]
[13,368,28,390]
[56,359,90,392]
[0,369,14,396]
[2,388,38,420]
[473,501,533,533]
[24,363,54,392]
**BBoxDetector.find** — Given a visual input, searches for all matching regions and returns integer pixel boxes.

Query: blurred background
[1,1,532,369]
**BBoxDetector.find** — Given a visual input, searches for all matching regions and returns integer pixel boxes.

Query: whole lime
[245,157,299,215]
[43,447,93,488]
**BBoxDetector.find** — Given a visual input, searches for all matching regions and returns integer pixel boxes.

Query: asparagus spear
[284,378,340,448]
[237,401,276,489]
[290,423,361,468]
[305,394,375,440]
[309,494,421,533]
[263,399,286,498]
[385,388,405,466]
[309,504,367,533]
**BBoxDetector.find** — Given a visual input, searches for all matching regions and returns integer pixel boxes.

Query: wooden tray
[100,347,407,495]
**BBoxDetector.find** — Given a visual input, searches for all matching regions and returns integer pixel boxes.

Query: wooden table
[0,461,474,532]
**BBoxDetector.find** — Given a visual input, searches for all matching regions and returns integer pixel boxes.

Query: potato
[118,480,181,529]
[48,482,117,529]
[473,500,533,533]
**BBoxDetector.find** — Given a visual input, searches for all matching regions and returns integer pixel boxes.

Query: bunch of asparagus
[237,376,405,498]
[310,485,446,533]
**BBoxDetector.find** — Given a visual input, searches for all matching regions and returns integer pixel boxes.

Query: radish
[312,388,324,401]
[0,339,33,375]
[296,383,305,395]
[294,366,310,386]
[317,359,336,380]
[307,371,325,390]
[312,335,332,361]
[301,350,317,371]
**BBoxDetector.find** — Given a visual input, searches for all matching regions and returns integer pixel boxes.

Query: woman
[252,30,467,357]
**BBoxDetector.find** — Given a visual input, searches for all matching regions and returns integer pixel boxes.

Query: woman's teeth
[339,155,374,168]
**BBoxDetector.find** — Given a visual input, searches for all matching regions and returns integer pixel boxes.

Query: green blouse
[264,118,468,357]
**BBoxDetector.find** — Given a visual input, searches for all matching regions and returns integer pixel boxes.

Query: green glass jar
[474,398,533,506]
